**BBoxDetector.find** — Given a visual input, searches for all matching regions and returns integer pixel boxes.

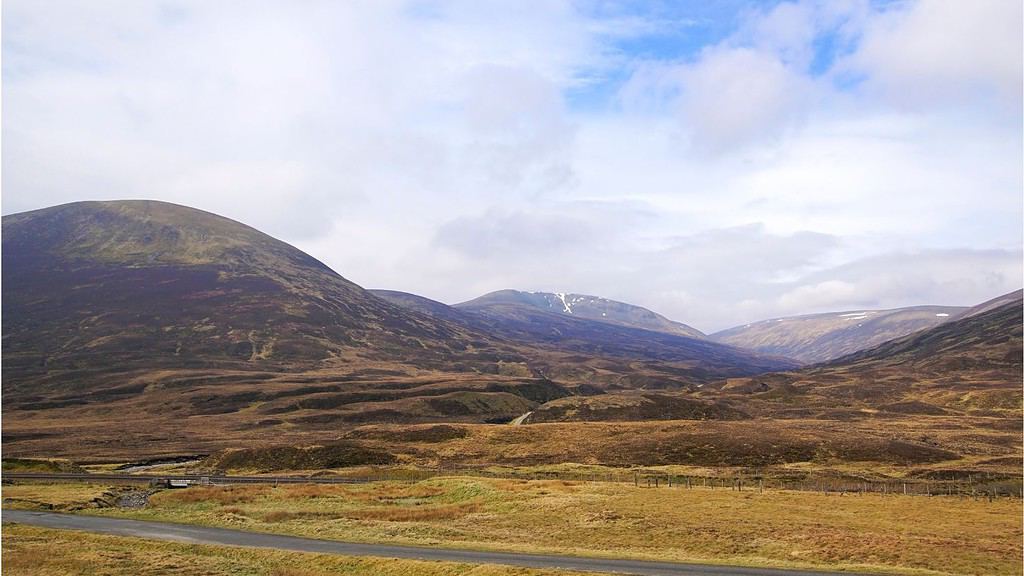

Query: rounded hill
[2,200,489,385]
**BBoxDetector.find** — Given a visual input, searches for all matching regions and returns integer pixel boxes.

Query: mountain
[1,200,516,392]
[714,292,1023,418]
[529,291,1022,424]
[444,289,797,384]
[953,289,1023,320]
[455,290,705,338]
[376,286,798,381]
[822,292,1021,372]
[3,201,798,457]
[369,289,466,321]
[3,201,1018,471]
[374,288,797,386]
[710,305,968,364]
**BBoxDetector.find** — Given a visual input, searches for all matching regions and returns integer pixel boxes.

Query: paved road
[3,472,369,485]
[4,510,862,576]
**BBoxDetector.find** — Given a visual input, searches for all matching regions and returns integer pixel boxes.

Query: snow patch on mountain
[555,292,572,314]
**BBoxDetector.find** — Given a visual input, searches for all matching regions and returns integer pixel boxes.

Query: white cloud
[2,0,1020,331]
[839,0,1023,110]
[617,44,818,155]
[434,210,597,258]
[677,46,817,154]
[777,280,859,310]
[781,249,1024,311]
[457,65,577,193]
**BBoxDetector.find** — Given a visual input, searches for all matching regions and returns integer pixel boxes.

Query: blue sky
[567,0,869,111]
[3,0,1021,331]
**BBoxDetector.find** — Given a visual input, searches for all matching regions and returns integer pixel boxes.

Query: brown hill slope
[531,292,1022,424]
[953,289,1023,320]
[2,201,519,393]
[821,292,1022,372]
[715,293,1023,418]
[710,305,967,363]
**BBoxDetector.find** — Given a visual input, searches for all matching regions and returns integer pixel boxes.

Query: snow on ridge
[555,292,572,314]
[935,313,949,317]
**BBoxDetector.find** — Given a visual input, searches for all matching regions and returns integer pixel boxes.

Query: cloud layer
[4,0,1021,331]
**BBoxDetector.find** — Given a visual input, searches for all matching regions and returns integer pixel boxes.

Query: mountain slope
[369,289,466,321]
[1,201,505,391]
[953,289,1023,320]
[442,290,798,383]
[3,201,799,457]
[457,290,705,339]
[822,293,1022,372]
[376,288,798,385]
[710,305,967,364]
[711,292,1023,418]
[530,292,1022,425]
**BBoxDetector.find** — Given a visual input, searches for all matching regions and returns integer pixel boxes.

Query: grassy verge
[2,483,116,510]
[0,524,591,575]
[5,476,1021,575]
[2,457,85,473]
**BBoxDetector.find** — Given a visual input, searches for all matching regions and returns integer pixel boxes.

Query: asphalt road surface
[2,472,368,485]
[5,510,865,576]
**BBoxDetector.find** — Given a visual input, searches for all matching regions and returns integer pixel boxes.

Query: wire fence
[341,466,1024,500]
[7,467,1021,499]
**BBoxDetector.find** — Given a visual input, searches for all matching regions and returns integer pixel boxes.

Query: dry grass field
[5,415,1021,486]
[5,477,1021,575]
[1,524,590,576]
[1,482,116,511]
[209,417,1022,486]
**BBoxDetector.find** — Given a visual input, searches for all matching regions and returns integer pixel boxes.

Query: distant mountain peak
[711,304,971,363]
[458,289,705,339]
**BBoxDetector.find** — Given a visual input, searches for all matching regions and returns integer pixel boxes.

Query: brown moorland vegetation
[4,413,1021,484]
[5,477,1020,575]
[5,299,1018,474]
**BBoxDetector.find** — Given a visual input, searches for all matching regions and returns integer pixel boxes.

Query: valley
[3,202,1020,478]
[2,200,1021,575]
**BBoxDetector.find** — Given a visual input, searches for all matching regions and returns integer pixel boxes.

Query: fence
[340,465,1024,499]
[7,468,1021,499]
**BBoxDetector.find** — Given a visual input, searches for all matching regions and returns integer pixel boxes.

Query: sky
[3,0,1022,332]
